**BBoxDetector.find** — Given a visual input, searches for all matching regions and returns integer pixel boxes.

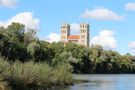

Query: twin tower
[60,22,90,46]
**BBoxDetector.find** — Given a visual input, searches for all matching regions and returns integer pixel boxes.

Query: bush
[0,57,73,89]
[5,61,52,89]
[0,81,9,90]
[51,63,73,85]
[0,57,10,78]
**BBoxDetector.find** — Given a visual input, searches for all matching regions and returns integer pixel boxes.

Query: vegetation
[0,22,135,89]
[0,57,72,90]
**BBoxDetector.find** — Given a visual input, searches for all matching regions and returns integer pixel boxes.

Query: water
[50,74,135,90]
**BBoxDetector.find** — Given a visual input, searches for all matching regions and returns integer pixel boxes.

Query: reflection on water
[49,74,135,90]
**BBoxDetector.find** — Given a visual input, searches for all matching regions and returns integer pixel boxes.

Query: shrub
[51,63,73,85]
[0,57,73,89]
[0,77,9,90]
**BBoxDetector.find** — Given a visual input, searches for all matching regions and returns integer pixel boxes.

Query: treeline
[1,23,135,74]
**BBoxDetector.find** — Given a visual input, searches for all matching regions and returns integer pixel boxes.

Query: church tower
[79,22,89,46]
[60,23,70,42]
[60,22,89,47]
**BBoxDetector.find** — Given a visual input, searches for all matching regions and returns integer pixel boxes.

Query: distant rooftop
[68,35,79,39]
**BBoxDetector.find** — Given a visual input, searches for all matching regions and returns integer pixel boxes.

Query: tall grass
[0,57,10,90]
[0,77,9,90]
[0,57,72,90]
[51,64,73,85]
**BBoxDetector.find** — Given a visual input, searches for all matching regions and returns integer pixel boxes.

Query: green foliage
[7,61,52,88]
[27,42,40,56]
[51,63,73,85]
[52,51,78,65]
[0,57,72,89]
[1,22,135,75]
[7,23,25,43]
[0,77,9,90]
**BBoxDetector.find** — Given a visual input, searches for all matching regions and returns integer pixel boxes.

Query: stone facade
[60,22,89,46]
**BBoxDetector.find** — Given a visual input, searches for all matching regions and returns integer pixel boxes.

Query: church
[60,22,90,46]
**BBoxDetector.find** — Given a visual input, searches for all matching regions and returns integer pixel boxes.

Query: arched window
[63,26,65,28]
[81,30,83,33]
[81,35,85,38]
[61,30,64,33]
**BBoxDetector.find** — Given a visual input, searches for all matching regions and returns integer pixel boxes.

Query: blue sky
[0,0,135,55]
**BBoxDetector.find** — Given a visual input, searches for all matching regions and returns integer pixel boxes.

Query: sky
[0,0,135,55]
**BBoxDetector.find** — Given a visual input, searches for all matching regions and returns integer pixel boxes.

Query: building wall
[68,40,79,44]
[60,23,70,42]
[60,23,89,46]
[79,23,89,46]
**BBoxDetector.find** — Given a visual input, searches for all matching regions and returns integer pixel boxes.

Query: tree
[7,22,25,43]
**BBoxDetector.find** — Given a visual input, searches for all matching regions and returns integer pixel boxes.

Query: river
[49,74,135,90]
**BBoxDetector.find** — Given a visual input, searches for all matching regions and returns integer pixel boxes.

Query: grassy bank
[0,57,73,90]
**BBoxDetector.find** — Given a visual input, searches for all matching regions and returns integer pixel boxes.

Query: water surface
[50,74,135,90]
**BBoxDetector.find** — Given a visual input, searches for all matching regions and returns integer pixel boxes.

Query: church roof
[68,35,79,39]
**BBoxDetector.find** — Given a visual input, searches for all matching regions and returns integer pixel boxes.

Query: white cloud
[0,12,40,30]
[45,33,60,43]
[91,30,117,49]
[70,23,80,32]
[125,2,135,11]
[129,42,135,53]
[0,0,17,8]
[81,7,123,21]
[70,23,80,34]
